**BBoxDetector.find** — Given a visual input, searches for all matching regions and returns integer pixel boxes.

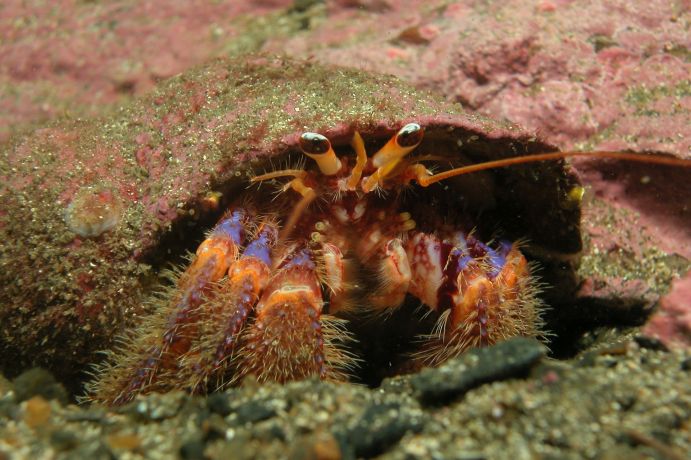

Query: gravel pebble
[0,338,688,460]
[411,337,547,405]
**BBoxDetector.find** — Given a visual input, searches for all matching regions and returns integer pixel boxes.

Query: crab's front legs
[405,231,543,366]
[87,209,251,405]
[238,248,345,383]
[180,221,278,393]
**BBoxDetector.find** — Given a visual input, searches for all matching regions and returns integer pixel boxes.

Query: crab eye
[396,123,423,148]
[299,132,342,176]
[300,133,331,155]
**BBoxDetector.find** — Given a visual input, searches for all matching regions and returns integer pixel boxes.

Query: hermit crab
[85,119,689,405]
[1,57,688,404]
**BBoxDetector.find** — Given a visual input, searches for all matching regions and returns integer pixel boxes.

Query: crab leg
[86,209,249,405]
[160,210,248,356]
[181,221,277,393]
[238,248,350,383]
[405,230,543,366]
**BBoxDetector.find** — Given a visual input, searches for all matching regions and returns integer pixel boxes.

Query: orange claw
[494,247,530,301]
[187,236,239,283]
[451,268,495,346]
[367,238,412,311]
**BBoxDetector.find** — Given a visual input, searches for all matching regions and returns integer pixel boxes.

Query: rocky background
[1,0,689,458]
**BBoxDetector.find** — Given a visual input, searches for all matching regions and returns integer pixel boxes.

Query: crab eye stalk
[396,123,424,148]
[300,132,342,176]
[372,123,425,168]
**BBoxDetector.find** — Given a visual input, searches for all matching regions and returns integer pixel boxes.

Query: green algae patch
[624,80,691,116]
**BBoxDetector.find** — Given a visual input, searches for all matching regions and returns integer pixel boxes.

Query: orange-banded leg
[238,248,353,383]
[85,209,250,405]
[406,231,543,366]
[450,243,540,347]
[180,221,278,393]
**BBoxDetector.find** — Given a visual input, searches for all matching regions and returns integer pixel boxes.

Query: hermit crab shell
[0,55,581,388]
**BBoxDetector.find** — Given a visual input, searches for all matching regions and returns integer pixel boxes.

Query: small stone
[50,430,79,451]
[233,398,277,425]
[200,413,228,442]
[180,438,207,460]
[290,432,342,460]
[23,396,52,428]
[337,401,425,458]
[121,392,184,420]
[312,433,341,460]
[50,429,79,451]
[256,421,287,442]
[106,433,142,451]
[411,337,547,405]
[64,407,107,422]
[12,368,68,404]
[633,335,669,352]
[207,392,232,416]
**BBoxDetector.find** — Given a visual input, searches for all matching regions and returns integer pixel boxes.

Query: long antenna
[419,151,691,186]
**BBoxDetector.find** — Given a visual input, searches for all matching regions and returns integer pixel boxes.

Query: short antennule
[300,132,342,176]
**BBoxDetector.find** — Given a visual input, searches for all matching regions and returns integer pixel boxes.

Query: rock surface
[0,0,293,141]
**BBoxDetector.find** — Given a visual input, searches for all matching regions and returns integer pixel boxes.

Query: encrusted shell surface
[0,55,580,387]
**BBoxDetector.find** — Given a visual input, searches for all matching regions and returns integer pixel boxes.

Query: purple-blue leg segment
[209,222,278,372]
[112,209,250,404]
